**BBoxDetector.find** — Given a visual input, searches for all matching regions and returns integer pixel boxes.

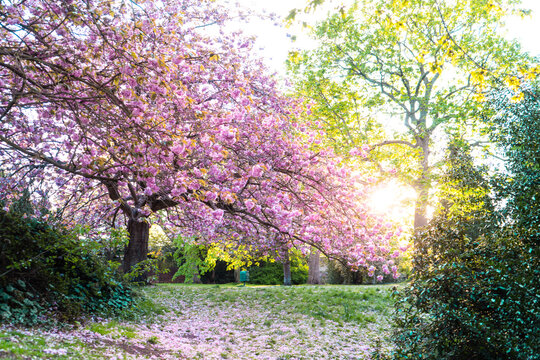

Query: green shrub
[248,257,308,285]
[247,262,282,285]
[392,141,539,360]
[200,260,236,284]
[326,259,370,284]
[393,220,539,360]
[0,210,134,324]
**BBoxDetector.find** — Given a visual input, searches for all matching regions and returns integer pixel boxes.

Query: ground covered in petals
[0,284,395,359]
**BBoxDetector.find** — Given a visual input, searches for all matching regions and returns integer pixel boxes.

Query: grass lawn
[0,284,396,359]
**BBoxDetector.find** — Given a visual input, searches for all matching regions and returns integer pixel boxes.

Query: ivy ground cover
[0,284,395,359]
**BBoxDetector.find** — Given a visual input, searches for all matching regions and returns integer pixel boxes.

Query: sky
[233,0,540,74]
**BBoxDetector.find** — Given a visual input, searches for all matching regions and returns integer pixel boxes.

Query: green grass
[87,320,137,339]
[152,283,395,325]
[0,329,102,359]
[0,284,397,359]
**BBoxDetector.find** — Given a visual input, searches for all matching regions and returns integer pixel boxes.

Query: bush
[392,141,539,360]
[393,220,539,360]
[490,86,540,241]
[326,259,369,284]
[248,257,308,285]
[0,210,134,325]
[200,260,236,284]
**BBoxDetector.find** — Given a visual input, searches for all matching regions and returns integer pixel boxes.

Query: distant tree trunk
[234,268,240,283]
[414,184,429,229]
[307,249,320,284]
[192,263,202,283]
[282,249,292,286]
[123,219,150,283]
[413,137,431,233]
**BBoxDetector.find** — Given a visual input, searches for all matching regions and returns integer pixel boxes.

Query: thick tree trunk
[123,219,150,283]
[282,249,292,286]
[307,249,320,284]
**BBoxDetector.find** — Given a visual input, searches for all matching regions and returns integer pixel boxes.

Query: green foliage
[7,188,36,217]
[0,210,134,324]
[246,262,281,285]
[288,0,532,231]
[394,223,539,359]
[172,236,213,284]
[248,256,308,285]
[151,243,178,282]
[122,258,160,284]
[325,260,346,284]
[75,226,129,262]
[490,86,540,244]
[391,141,539,359]
[0,281,44,326]
[326,259,373,284]
[172,236,268,284]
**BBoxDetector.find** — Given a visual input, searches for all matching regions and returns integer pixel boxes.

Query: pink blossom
[205,192,218,202]
[0,0,400,279]
[245,199,255,211]
[250,164,263,178]
[171,186,186,197]
[171,143,185,155]
[212,209,224,222]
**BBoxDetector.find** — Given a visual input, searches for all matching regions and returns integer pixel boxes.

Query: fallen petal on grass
[0,284,396,359]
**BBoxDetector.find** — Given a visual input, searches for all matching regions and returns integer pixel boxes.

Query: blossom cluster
[0,0,403,275]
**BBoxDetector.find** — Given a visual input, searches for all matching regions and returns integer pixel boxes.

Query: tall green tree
[288,0,532,232]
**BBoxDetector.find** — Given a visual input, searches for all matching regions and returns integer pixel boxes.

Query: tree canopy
[287,0,534,231]
[0,0,401,280]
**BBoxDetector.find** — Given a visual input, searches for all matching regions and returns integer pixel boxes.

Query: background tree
[288,0,532,232]
[307,249,321,284]
[0,0,400,281]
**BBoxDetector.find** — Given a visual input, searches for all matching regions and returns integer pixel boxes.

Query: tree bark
[307,249,320,284]
[413,137,431,233]
[192,263,202,284]
[413,184,429,230]
[282,249,292,286]
[123,218,150,283]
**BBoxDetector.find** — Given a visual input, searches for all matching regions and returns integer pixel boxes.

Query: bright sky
[234,0,540,74]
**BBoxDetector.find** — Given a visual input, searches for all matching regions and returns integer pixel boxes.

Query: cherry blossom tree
[0,0,401,281]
